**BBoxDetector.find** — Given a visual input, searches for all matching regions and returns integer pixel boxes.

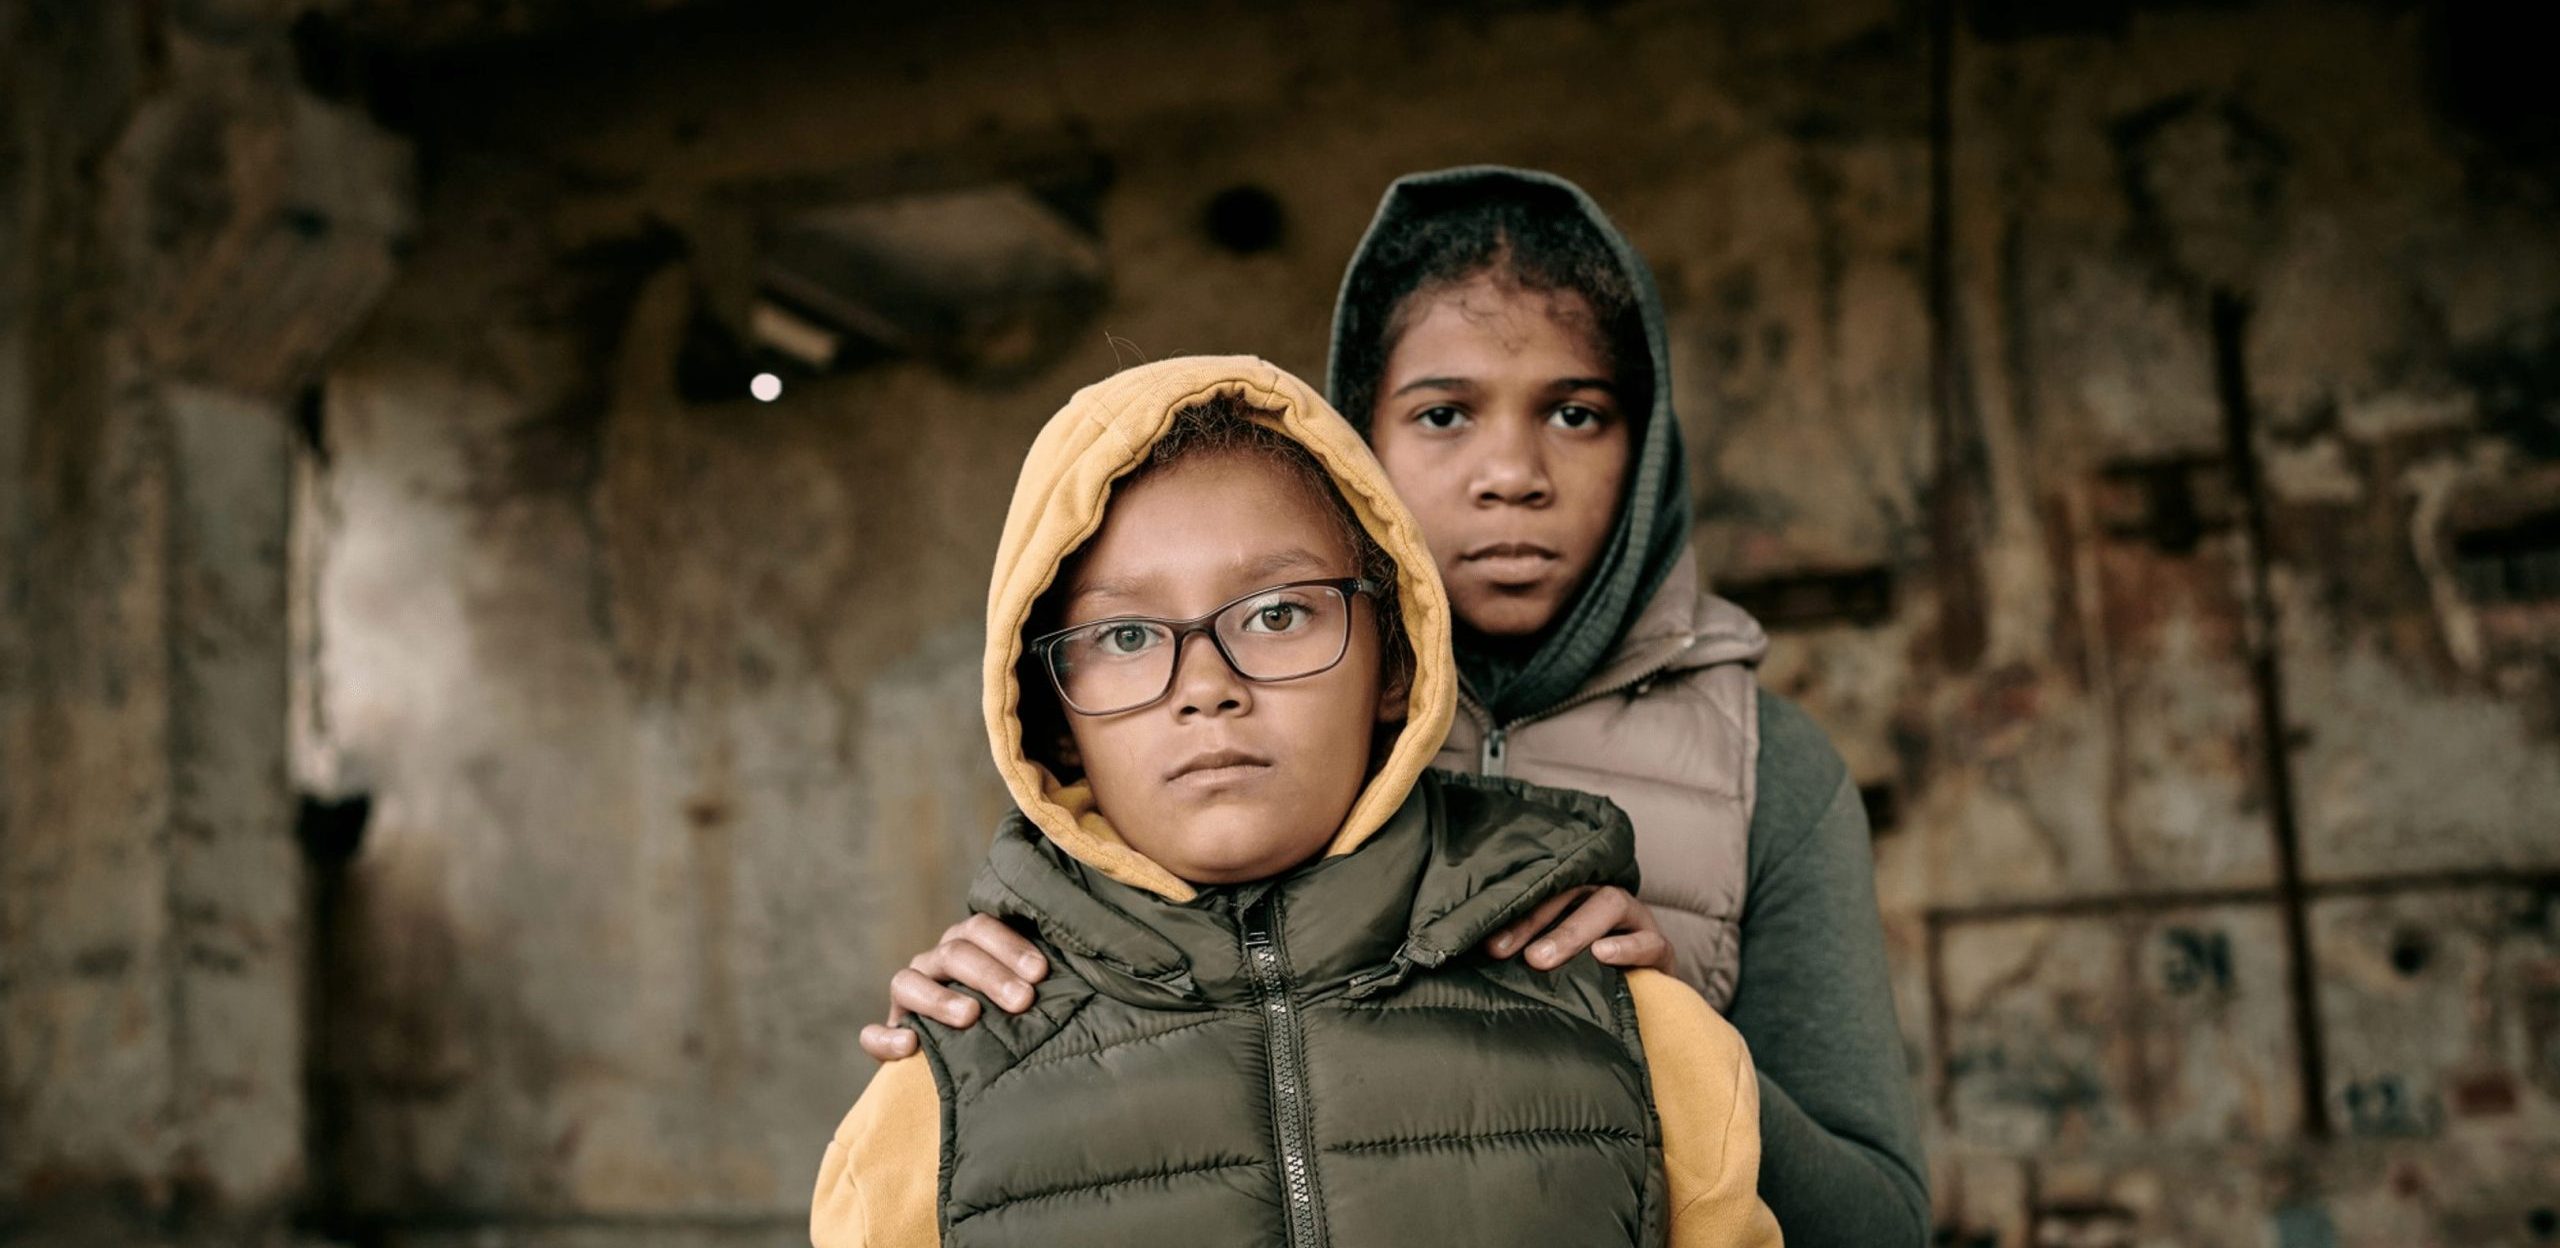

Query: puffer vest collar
[966,769,1641,1009]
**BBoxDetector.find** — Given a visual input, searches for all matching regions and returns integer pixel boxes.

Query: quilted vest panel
[913,772,1670,1248]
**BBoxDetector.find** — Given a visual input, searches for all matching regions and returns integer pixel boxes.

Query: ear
[1375,662,1411,724]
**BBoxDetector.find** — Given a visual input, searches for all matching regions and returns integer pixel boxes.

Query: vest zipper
[1461,659,1684,777]
[1241,894,1325,1248]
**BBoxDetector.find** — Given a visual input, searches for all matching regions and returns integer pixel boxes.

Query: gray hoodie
[1326,166,1932,1248]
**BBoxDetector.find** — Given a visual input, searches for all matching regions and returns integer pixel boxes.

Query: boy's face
[1368,275,1631,640]
[1052,452,1405,886]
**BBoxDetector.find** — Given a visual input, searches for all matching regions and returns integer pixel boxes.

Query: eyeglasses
[1029,577,1382,716]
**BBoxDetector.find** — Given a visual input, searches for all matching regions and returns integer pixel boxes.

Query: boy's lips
[1165,747,1275,785]
[1458,541,1561,584]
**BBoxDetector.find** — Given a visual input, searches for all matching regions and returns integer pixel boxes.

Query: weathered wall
[295,215,1018,1240]
[8,0,2557,1245]
[2,4,407,1244]
[1894,10,2560,1245]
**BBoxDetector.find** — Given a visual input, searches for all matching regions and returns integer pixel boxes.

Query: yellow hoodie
[811,356,1782,1248]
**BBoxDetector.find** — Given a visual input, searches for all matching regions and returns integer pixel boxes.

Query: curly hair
[1333,185,1651,432]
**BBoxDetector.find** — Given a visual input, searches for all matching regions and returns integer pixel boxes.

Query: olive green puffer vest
[910,770,1669,1248]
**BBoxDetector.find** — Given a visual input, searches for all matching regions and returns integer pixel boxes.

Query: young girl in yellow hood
[811,357,1780,1247]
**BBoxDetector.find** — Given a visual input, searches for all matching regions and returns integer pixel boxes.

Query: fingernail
[1492,935,1515,956]
[945,1006,971,1025]
[1018,956,1045,978]
[1002,985,1031,1011]
[1530,940,1556,965]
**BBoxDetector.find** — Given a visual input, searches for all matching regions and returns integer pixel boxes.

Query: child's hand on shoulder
[859,914,1050,1061]
[1483,885,1675,973]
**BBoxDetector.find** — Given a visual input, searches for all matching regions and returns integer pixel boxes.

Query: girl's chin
[1452,601,1565,639]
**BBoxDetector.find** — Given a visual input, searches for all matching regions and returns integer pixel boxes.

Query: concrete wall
[1896,10,2560,1243]
[1,8,308,1242]
[7,1,2558,1245]
[3,4,407,1244]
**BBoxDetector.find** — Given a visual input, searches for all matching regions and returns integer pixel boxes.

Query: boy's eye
[1550,403,1607,430]
[1091,622,1163,656]
[1241,600,1311,634]
[1413,405,1469,431]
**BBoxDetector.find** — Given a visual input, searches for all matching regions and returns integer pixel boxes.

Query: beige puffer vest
[1435,552,1769,1010]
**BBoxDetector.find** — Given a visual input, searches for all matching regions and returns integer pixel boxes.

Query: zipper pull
[1481,725,1508,777]
[1241,894,1278,951]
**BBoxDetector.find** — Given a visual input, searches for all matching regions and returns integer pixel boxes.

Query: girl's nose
[1471,415,1553,506]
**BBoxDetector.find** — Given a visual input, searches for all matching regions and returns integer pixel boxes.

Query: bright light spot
[750,372,783,402]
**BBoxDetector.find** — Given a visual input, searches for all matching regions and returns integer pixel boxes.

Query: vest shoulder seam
[982,1006,1237,1092]
[958,989,1097,1099]
[1470,960,1629,1032]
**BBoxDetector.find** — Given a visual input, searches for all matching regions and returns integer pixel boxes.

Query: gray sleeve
[1727,692,1931,1247]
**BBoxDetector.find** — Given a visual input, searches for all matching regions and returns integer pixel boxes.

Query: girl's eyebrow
[1388,375,1474,399]
[1391,375,1619,399]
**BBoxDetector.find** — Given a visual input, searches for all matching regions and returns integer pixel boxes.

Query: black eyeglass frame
[1027,576,1384,716]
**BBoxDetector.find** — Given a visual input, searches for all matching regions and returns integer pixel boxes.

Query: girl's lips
[1462,540,1561,561]
[1459,543,1561,584]
[1465,556,1558,584]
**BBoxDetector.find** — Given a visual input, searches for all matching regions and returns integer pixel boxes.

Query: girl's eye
[1550,404,1607,430]
[1414,405,1469,431]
